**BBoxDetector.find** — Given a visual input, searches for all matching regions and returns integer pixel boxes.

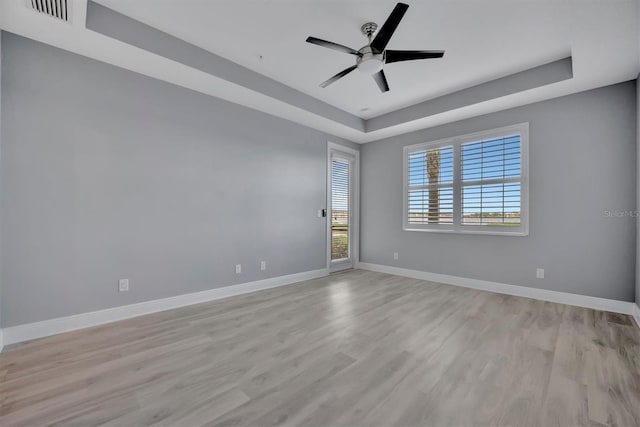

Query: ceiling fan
[306,2,444,93]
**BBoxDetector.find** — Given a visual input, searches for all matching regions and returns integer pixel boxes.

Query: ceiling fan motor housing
[357,46,384,75]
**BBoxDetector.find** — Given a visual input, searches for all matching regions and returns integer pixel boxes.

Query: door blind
[331,158,350,260]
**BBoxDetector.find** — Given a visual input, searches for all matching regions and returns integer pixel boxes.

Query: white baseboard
[633,303,640,329]
[2,268,328,347]
[358,263,636,316]
[2,265,636,349]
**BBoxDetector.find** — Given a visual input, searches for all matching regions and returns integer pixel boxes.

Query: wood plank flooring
[1,269,639,426]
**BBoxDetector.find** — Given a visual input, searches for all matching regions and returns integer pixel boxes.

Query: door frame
[326,142,360,272]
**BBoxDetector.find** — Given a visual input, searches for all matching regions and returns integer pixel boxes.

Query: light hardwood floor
[1,269,639,427]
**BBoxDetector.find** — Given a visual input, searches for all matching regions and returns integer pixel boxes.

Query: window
[403,123,529,236]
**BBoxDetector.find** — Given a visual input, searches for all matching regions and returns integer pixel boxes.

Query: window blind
[461,134,521,226]
[403,123,528,235]
[407,146,454,224]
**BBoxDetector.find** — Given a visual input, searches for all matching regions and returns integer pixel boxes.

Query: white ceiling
[94,0,638,119]
[0,0,638,143]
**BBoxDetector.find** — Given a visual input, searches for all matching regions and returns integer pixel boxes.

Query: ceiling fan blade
[320,65,358,88]
[372,69,390,93]
[385,50,445,64]
[306,37,362,56]
[370,2,409,53]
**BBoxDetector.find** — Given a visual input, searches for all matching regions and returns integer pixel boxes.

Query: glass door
[330,153,353,270]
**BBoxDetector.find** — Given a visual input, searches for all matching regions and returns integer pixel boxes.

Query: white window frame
[403,123,529,236]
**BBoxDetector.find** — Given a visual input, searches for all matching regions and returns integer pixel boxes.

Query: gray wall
[361,81,637,302]
[0,32,357,327]
[637,76,640,307]
[0,34,3,328]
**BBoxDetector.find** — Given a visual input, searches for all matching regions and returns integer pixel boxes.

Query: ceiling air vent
[27,0,70,22]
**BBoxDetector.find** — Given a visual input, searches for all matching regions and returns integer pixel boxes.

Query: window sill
[402,227,529,237]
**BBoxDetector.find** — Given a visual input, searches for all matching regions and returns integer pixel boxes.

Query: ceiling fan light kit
[356,47,384,75]
[306,2,445,93]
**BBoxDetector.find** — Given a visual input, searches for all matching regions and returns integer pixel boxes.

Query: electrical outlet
[235,264,242,274]
[536,268,545,279]
[260,261,266,271]
[393,252,399,260]
[118,279,129,292]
